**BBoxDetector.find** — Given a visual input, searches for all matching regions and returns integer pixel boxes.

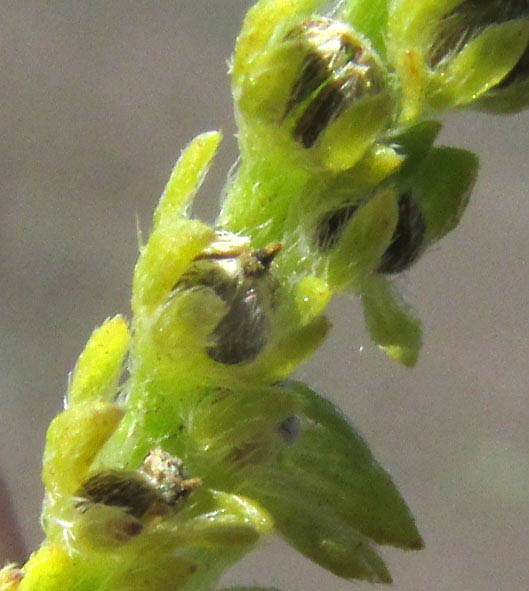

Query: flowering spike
[9,1,529,589]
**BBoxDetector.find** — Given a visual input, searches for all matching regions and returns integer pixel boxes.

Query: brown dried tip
[241,242,282,277]
[141,447,201,506]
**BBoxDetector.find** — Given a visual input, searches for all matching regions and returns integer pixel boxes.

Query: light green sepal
[328,188,398,291]
[169,490,273,549]
[153,131,222,228]
[232,0,328,92]
[361,274,422,367]
[68,315,130,406]
[42,402,123,497]
[429,19,529,110]
[388,0,462,50]
[132,219,214,310]
[318,91,393,172]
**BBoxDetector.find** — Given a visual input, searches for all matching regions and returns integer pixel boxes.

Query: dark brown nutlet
[377,192,426,274]
[76,471,157,519]
[315,204,359,251]
[75,449,199,521]
[178,232,280,366]
[283,17,386,148]
[207,282,269,365]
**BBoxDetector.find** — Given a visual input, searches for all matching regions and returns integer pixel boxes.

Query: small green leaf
[361,274,422,367]
[245,489,392,582]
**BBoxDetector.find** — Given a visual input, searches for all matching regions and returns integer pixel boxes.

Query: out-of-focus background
[1,2,528,589]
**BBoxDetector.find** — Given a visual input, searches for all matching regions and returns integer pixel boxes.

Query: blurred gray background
[1,2,528,590]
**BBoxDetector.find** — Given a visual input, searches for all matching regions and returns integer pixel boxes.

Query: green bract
[4,1,528,590]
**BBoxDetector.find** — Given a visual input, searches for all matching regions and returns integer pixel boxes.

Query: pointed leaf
[242,482,391,582]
